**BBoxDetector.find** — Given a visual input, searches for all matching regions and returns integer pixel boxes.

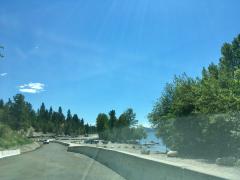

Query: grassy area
[0,124,32,150]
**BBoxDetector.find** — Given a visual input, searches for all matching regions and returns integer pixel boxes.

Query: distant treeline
[149,34,240,158]
[0,94,96,136]
[96,109,146,142]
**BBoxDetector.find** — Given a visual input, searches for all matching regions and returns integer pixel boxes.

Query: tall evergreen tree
[65,109,72,135]
[108,110,117,129]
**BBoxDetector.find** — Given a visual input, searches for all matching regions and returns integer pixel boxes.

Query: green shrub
[0,124,32,149]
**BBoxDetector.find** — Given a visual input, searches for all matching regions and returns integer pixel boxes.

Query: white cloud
[19,82,45,94]
[0,73,7,77]
[19,88,38,93]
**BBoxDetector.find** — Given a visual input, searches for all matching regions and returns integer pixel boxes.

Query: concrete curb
[68,145,226,180]
[0,149,20,159]
[0,142,42,159]
[53,141,234,179]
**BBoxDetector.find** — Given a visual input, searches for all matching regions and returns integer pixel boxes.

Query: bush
[151,113,240,158]
[0,124,32,149]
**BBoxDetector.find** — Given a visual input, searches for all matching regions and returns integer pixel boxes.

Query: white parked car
[43,139,50,144]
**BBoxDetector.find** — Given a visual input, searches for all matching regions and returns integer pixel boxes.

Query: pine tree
[109,110,117,129]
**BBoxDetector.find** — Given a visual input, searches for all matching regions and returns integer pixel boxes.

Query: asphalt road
[0,143,125,180]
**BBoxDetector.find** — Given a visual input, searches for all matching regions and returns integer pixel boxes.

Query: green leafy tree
[116,113,128,128]
[96,113,109,139]
[149,34,240,157]
[117,108,138,128]
[96,109,146,142]
[172,74,198,116]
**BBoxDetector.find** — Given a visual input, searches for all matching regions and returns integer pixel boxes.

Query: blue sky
[0,0,240,126]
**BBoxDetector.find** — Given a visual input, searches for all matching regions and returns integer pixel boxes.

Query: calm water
[140,129,167,153]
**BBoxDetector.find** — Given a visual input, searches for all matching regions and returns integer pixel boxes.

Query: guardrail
[67,145,226,180]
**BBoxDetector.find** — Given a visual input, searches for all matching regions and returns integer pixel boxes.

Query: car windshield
[0,1,240,180]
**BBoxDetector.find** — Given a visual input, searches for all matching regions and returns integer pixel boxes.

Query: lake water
[140,129,167,153]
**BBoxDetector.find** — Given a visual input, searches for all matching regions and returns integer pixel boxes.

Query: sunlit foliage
[149,34,240,157]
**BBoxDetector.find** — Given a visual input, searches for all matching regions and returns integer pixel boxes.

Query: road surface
[0,143,125,180]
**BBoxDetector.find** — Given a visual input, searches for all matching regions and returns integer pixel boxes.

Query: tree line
[0,94,96,136]
[149,34,240,158]
[96,108,146,142]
